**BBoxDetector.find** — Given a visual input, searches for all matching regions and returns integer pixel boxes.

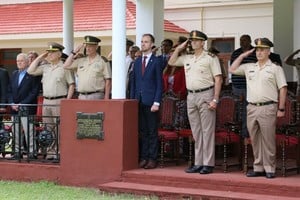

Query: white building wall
[294,0,300,49]
[164,3,273,47]
[273,0,294,81]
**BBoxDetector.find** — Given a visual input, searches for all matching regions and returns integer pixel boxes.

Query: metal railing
[0,103,60,163]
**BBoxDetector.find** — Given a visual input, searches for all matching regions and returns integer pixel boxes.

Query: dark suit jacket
[130,54,163,106]
[8,69,41,115]
[0,68,9,109]
[157,54,170,71]
[270,52,282,66]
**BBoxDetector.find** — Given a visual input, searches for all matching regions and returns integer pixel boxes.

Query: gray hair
[16,53,29,62]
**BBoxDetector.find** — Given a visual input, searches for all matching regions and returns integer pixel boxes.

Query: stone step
[99,181,299,200]
[119,168,300,198]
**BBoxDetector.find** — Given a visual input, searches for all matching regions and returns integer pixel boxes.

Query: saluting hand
[74,44,84,53]
[39,52,48,59]
[176,40,189,52]
[241,48,255,59]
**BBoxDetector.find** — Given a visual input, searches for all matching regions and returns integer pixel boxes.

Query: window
[211,38,234,53]
[0,48,21,76]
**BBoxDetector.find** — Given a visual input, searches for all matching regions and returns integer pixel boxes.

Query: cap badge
[257,39,262,46]
[193,31,196,38]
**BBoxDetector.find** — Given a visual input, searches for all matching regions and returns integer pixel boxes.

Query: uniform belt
[188,86,214,93]
[248,101,277,106]
[79,90,102,95]
[44,95,67,100]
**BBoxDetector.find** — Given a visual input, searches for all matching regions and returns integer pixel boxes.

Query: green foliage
[0,180,158,200]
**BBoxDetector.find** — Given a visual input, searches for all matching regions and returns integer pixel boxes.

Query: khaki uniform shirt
[233,59,287,103]
[70,54,112,93]
[172,51,222,90]
[29,61,75,97]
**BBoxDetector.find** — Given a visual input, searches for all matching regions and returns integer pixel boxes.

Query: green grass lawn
[0,180,158,200]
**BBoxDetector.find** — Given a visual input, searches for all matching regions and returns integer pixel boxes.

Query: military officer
[229,38,287,179]
[168,30,223,174]
[64,35,112,100]
[27,42,75,160]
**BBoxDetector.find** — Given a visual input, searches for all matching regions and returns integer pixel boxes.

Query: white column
[111,0,126,99]
[136,0,164,48]
[63,0,74,54]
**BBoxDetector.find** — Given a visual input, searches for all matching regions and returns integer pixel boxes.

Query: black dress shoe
[265,172,275,179]
[144,160,157,169]
[246,171,266,177]
[28,154,38,159]
[139,160,148,168]
[8,153,23,160]
[185,165,203,173]
[199,166,213,174]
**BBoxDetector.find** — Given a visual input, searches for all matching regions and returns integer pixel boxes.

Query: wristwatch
[71,50,77,55]
[212,99,219,104]
[278,108,285,112]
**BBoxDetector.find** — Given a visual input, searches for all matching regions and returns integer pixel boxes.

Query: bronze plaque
[76,112,104,140]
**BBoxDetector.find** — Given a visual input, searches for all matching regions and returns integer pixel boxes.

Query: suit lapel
[135,57,143,76]
[13,71,19,89]
[22,73,29,84]
[17,72,29,89]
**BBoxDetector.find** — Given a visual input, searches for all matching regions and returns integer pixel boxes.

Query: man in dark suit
[157,39,173,70]
[8,53,41,159]
[270,52,282,66]
[0,66,9,129]
[130,33,163,169]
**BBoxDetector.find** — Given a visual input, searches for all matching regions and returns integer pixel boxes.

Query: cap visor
[46,49,60,51]
[84,42,99,45]
[255,45,270,48]
[189,37,205,41]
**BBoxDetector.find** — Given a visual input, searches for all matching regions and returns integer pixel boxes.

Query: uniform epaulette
[101,56,109,62]
[207,51,216,57]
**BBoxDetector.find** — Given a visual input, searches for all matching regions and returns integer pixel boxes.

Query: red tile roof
[0,0,187,35]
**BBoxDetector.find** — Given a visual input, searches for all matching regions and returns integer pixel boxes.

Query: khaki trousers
[43,98,62,157]
[247,103,277,173]
[187,89,216,166]
[13,116,34,153]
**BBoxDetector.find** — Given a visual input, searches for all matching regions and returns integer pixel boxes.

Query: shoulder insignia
[101,56,109,62]
[207,51,216,57]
